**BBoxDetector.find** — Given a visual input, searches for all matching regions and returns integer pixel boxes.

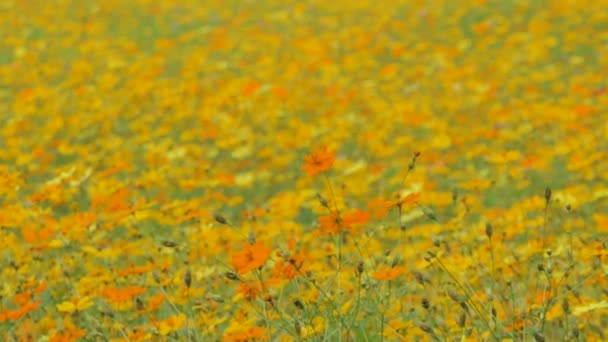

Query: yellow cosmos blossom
[153,313,187,336]
[56,296,94,314]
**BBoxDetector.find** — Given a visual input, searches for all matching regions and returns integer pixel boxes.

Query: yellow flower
[56,296,94,314]
[153,313,186,336]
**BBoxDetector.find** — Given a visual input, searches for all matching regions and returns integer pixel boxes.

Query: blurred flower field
[1,0,607,341]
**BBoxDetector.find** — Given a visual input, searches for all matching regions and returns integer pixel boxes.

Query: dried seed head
[422,207,437,221]
[294,321,301,336]
[184,270,192,288]
[293,299,304,310]
[214,214,229,225]
[432,238,440,247]
[561,298,570,314]
[135,297,144,311]
[316,193,330,209]
[544,187,552,204]
[391,255,402,268]
[152,272,161,284]
[162,240,178,248]
[413,271,427,285]
[485,222,493,239]
[537,264,545,272]
[419,324,434,335]
[565,204,572,211]
[225,272,239,281]
[421,298,430,310]
[458,312,466,327]
[534,332,545,342]
[356,261,364,276]
[448,290,460,303]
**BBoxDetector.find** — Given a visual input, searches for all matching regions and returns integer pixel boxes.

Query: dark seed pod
[162,240,178,248]
[214,214,229,225]
[534,332,545,342]
[295,321,301,336]
[458,312,466,327]
[485,222,493,238]
[419,324,434,335]
[184,270,192,288]
[316,193,330,209]
[421,298,430,310]
[225,272,239,281]
[561,298,570,314]
[135,297,145,311]
[294,299,305,310]
[152,272,161,284]
[356,261,364,276]
[544,187,552,204]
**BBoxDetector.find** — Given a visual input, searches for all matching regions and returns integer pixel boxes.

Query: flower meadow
[1,0,607,341]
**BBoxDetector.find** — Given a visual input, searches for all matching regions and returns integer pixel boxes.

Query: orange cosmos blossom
[317,208,370,235]
[302,146,336,177]
[389,192,420,209]
[224,327,268,341]
[373,266,406,281]
[231,241,272,275]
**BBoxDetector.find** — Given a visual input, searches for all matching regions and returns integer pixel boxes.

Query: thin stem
[540,268,553,334]
[324,174,340,214]
[433,255,498,340]
[255,270,273,341]
[323,173,344,339]
[349,271,363,333]
[541,201,549,250]
[293,262,350,334]
[380,280,391,342]
[489,237,496,289]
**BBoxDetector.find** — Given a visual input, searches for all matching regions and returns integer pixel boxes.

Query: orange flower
[236,278,280,300]
[272,252,305,280]
[367,198,392,219]
[302,146,336,177]
[49,328,86,342]
[317,209,370,235]
[236,282,261,300]
[231,242,272,275]
[101,285,147,303]
[388,192,420,209]
[0,301,40,322]
[373,266,405,281]
[224,326,267,341]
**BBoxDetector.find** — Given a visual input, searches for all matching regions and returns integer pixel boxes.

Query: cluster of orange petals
[0,301,40,323]
[231,241,273,275]
[49,327,87,342]
[317,208,370,235]
[100,285,148,303]
[224,326,267,341]
[390,192,420,209]
[302,146,336,177]
[373,266,406,281]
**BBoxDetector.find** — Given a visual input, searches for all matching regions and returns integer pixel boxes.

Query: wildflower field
[2,0,608,341]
